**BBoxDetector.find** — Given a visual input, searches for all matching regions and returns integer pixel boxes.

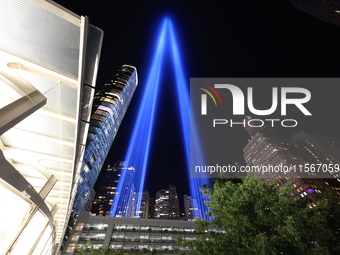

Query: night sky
[54,0,340,206]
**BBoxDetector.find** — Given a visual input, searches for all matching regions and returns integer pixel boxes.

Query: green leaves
[182,177,340,255]
[75,242,122,255]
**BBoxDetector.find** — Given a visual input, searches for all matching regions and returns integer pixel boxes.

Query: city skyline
[53,0,340,202]
[91,161,200,219]
[3,1,340,254]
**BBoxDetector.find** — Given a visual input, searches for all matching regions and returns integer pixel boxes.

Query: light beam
[110,17,211,220]
[109,18,168,217]
[168,20,211,220]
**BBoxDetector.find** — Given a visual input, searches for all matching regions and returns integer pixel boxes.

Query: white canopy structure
[0,0,103,254]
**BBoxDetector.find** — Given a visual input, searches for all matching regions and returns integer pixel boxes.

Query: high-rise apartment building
[243,117,340,200]
[137,190,150,219]
[62,67,137,252]
[289,132,340,193]
[184,195,199,221]
[91,164,118,216]
[290,132,340,166]
[72,66,138,217]
[243,124,315,200]
[0,1,103,254]
[155,185,180,219]
[91,161,136,218]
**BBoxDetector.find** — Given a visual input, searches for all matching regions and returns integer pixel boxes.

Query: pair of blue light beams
[110,18,210,220]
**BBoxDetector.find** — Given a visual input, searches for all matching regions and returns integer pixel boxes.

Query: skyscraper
[184,195,199,221]
[290,132,340,167]
[289,132,340,192]
[91,164,119,217]
[155,185,180,219]
[61,66,137,252]
[91,161,136,218]
[243,123,312,200]
[137,190,150,219]
[72,66,138,217]
[243,117,340,200]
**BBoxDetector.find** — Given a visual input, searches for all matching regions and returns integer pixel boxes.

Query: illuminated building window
[76,223,84,230]
[66,247,75,253]
[71,235,79,241]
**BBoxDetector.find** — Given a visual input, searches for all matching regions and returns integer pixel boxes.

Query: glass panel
[84,26,103,87]
[32,224,53,255]
[0,180,31,255]
[0,0,80,78]
[11,209,48,255]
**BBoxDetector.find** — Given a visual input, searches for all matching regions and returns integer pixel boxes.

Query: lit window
[76,223,84,230]
[67,247,75,252]
[71,235,79,241]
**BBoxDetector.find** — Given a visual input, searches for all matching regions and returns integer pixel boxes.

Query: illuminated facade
[290,132,340,166]
[155,185,180,219]
[138,190,150,219]
[184,195,199,221]
[243,118,340,200]
[65,211,197,254]
[289,132,340,193]
[243,124,313,200]
[72,66,138,217]
[91,161,137,218]
[0,0,103,254]
[91,164,119,216]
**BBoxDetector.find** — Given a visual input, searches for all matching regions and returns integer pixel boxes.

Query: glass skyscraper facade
[72,65,138,217]
[91,161,137,218]
[60,66,138,252]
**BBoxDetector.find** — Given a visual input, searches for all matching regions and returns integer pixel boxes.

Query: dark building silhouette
[148,197,155,219]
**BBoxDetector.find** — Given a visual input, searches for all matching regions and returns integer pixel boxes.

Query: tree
[75,242,122,255]
[178,178,340,255]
